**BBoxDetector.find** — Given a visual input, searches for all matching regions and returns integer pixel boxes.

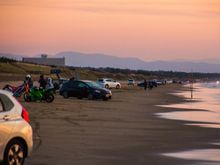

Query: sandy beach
[1,0,220,164]
[1,83,220,165]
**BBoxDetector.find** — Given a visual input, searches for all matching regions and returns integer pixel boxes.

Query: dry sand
[1,82,220,165]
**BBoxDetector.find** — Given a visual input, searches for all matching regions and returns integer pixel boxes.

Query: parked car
[166,80,173,84]
[155,79,166,85]
[60,80,112,100]
[97,78,121,89]
[149,80,158,87]
[137,80,144,87]
[127,79,135,86]
[137,80,157,88]
[0,90,33,165]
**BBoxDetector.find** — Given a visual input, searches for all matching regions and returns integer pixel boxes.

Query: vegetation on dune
[75,67,220,81]
[12,63,52,74]
[1,60,220,82]
[0,63,26,74]
[0,57,17,63]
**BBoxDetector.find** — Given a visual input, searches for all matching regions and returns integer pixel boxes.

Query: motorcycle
[24,87,54,103]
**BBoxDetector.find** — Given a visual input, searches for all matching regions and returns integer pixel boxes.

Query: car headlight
[95,90,101,93]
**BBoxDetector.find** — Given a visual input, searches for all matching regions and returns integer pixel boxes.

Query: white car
[97,78,121,89]
[128,79,135,86]
[0,90,33,165]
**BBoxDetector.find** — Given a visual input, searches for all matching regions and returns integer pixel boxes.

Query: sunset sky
[0,0,219,61]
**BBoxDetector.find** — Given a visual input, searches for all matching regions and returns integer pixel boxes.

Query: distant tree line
[70,66,220,80]
[0,57,17,63]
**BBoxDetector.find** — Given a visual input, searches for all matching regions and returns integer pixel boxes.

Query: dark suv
[59,80,112,100]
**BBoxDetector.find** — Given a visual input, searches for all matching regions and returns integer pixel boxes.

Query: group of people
[23,74,54,90]
[38,74,54,90]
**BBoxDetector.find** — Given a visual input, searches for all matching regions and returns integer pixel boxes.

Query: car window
[0,94,14,111]
[85,81,101,88]
[106,79,112,82]
[67,81,78,88]
[63,81,69,87]
[78,82,87,88]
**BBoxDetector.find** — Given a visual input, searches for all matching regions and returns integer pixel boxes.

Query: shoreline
[1,81,220,164]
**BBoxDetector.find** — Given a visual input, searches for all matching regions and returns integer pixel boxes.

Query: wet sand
[1,82,220,165]
[157,83,220,127]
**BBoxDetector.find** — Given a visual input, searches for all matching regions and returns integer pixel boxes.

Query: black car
[59,80,112,100]
[137,80,157,89]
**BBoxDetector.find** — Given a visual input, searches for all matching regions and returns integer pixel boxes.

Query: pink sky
[0,0,219,61]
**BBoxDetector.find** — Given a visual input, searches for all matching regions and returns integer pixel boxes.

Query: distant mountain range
[1,52,220,73]
[55,51,220,73]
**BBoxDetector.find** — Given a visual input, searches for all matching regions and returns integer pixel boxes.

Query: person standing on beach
[144,79,147,91]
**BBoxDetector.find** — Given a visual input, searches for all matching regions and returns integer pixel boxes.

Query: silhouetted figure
[144,79,147,91]
[70,76,75,81]
[38,74,47,89]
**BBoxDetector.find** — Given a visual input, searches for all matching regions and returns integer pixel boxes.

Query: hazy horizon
[0,0,219,61]
[2,50,220,64]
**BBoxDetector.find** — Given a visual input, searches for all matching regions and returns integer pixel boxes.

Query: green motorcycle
[24,87,54,103]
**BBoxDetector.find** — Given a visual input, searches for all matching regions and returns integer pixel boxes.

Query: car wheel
[77,95,83,99]
[45,94,54,103]
[102,97,108,101]
[63,91,69,99]
[105,84,109,89]
[88,93,93,100]
[4,139,26,165]
[116,84,120,89]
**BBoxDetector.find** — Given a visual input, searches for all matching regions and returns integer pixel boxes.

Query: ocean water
[156,82,220,163]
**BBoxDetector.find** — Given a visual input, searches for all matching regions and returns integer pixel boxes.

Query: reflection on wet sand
[163,148,220,162]
[157,83,220,163]
[156,111,220,127]
[156,83,220,128]
[186,123,220,129]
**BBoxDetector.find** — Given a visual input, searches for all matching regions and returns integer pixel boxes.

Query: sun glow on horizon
[0,0,219,60]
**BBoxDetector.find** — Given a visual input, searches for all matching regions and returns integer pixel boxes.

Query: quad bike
[3,84,29,97]
[24,87,54,103]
